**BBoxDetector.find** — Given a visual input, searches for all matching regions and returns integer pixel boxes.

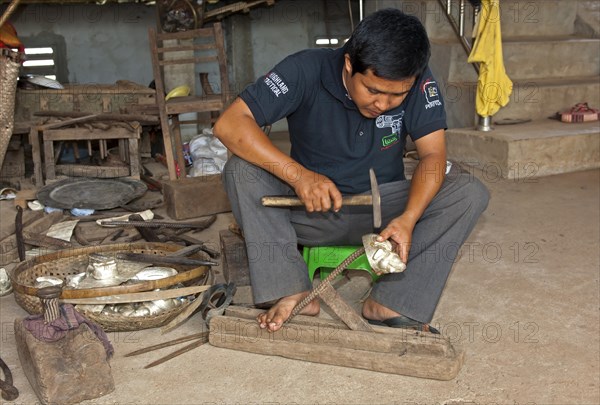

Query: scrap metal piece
[128,214,161,243]
[98,215,217,230]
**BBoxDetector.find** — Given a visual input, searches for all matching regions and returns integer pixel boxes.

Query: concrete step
[503,36,600,81]
[446,119,600,179]
[494,76,600,122]
[499,0,577,37]
[432,37,600,82]
[430,40,478,84]
[439,76,600,127]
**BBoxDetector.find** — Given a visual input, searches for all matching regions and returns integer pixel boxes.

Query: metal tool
[125,332,210,369]
[125,283,236,368]
[0,357,19,401]
[368,168,382,230]
[161,283,234,334]
[262,168,382,229]
[262,194,372,206]
[98,218,217,230]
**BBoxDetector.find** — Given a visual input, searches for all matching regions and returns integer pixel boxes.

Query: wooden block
[219,229,250,286]
[15,319,115,404]
[162,175,231,220]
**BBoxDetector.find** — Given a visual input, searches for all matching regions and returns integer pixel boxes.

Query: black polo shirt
[239,46,446,194]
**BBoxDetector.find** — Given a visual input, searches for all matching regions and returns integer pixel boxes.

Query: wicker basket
[0,50,23,170]
[9,242,210,332]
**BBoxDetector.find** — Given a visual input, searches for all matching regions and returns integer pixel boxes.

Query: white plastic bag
[188,128,228,177]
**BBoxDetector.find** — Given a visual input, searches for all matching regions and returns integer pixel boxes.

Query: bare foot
[257,291,320,332]
[361,297,401,321]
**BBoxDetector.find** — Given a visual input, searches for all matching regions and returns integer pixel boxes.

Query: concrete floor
[0,164,599,404]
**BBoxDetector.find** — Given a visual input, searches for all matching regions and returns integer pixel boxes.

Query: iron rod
[459,0,466,37]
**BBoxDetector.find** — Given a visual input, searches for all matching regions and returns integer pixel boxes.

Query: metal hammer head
[369,168,381,229]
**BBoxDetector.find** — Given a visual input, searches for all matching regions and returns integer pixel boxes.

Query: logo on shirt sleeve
[421,78,442,109]
[263,71,289,98]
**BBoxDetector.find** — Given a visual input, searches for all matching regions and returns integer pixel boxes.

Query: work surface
[0,167,598,404]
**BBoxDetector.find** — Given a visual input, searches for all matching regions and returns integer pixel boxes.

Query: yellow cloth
[467,0,513,117]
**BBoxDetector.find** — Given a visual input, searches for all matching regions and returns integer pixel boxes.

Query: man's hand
[214,98,343,213]
[292,169,343,212]
[377,213,417,264]
[377,129,447,265]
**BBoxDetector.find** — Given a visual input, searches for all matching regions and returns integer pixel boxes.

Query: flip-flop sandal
[367,315,440,334]
[559,102,600,123]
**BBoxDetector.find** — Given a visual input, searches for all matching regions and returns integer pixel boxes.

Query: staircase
[405,0,600,179]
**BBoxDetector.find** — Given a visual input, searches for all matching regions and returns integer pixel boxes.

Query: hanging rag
[467,0,513,117]
[22,304,114,359]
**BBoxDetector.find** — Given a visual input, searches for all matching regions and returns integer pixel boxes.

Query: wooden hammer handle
[262,195,372,207]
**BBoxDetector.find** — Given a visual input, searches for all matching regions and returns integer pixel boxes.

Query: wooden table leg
[28,127,43,186]
[42,132,56,181]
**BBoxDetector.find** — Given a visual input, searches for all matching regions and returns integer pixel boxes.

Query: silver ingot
[362,233,407,274]
[102,305,122,315]
[0,268,13,297]
[75,304,105,314]
[71,254,150,288]
[65,272,86,288]
[116,304,137,317]
[87,253,118,280]
[131,305,152,317]
[35,276,65,288]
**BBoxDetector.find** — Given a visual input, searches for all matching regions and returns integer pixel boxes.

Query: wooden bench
[29,115,142,185]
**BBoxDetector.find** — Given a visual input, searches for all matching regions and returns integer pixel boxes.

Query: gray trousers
[222,155,490,323]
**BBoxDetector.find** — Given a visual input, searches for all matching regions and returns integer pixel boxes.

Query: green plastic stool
[302,246,379,282]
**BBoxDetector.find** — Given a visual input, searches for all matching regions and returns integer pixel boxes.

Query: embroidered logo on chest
[376,112,404,150]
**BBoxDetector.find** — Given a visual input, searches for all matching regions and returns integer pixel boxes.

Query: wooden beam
[209,308,465,381]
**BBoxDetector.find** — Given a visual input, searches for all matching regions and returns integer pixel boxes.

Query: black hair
[345,9,431,80]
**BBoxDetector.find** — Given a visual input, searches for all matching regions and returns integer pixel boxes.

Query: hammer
[261,168,382,229]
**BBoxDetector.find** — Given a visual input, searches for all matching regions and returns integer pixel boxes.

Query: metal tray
[37,177,147,210]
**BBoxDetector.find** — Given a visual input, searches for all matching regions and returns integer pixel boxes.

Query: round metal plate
[132,267,178,281]
[37,178,147,210]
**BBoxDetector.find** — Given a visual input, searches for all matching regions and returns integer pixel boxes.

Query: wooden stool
[302,246,379,281]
